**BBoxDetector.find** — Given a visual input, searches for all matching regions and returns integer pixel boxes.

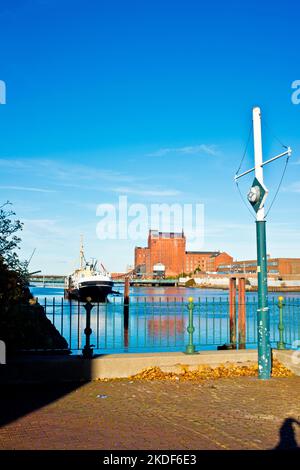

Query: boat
[65,238,114,302]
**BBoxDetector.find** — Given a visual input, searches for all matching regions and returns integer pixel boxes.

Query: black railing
[23,295,300,355]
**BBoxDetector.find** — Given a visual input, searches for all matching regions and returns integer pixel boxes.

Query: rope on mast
[235,118,291,219]
[261,117,291,217]
[235,124,256,219]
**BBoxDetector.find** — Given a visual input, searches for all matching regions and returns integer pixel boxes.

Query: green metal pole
[256,221,271,379]
[185,297,196,354]
[277,296,286,350]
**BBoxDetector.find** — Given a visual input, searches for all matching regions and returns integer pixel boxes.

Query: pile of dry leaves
[128,359,293,381]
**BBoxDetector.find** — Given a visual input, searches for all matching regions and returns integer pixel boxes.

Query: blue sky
[0,0,299,274]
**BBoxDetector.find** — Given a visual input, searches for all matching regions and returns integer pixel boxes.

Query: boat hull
[66,280,114,302]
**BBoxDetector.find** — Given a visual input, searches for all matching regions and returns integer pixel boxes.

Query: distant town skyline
[0,0,299,274]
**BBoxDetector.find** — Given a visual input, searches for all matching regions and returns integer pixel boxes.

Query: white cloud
[64,201,98,211]
[0,185,57,193]
[112,187,181,197]
[0,159,30,169]
[0,158,135,185]
[282,181,300,193]
[20,218,95,273]
[147,144,220,157]
[22,218,67,238]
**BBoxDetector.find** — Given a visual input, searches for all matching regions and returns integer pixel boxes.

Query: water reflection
[31,285,300,303]
[147,318,185,339]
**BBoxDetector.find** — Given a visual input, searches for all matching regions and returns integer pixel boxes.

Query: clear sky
[0,0,299,274]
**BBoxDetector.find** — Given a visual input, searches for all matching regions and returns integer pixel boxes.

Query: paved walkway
[1,377,300,450]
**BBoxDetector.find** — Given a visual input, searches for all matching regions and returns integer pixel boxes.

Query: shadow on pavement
[275,417,300,450]
[0,382,85,428]
[0,350,113,429]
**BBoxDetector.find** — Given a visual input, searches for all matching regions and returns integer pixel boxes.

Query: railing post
[83,297,94,358]
[229,277,237,348]
[277,296,286,350]
[185,297,197,354]
[123,276,130,348]
[123,276,130,330]
[238,277,246,349]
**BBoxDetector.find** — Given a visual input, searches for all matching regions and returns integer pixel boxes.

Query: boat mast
[80,235,84,269]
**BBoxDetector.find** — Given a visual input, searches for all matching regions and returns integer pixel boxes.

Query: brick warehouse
[134,230,233,277]
[218,257,300,277]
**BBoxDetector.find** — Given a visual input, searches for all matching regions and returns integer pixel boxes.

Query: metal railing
[27,295,300,355]
[245,296,300,348]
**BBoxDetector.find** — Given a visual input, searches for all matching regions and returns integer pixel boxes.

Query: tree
[0,201,29,293]
[0,203,68,354]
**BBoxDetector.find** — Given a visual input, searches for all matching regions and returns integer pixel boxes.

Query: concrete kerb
[273,349,300,376]
[1,349,298,384]
[1,350,259,383]
[89,350,259,379]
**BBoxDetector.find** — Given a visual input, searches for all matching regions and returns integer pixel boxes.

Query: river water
[30,285,300,303]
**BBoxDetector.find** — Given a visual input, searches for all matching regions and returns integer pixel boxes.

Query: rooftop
[149,230,185,239]
[186,251,220,256]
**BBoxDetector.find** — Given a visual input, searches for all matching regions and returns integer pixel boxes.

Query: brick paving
[0,377,300,450]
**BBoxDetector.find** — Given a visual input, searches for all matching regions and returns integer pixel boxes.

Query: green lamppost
[235,107,291,379]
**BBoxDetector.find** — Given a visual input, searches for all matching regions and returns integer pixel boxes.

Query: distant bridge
[29,275,66,287]
[29,274,178,288]
[130,278,178,287]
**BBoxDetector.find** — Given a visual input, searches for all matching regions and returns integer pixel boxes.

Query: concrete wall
[1,349,298,384]
[273,350,300,376]
[0,350,259,383]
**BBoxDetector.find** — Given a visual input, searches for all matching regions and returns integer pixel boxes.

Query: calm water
[30,286,300,355]
[30,285,300,303]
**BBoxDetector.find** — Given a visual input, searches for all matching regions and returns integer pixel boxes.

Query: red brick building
[134,230,233,277]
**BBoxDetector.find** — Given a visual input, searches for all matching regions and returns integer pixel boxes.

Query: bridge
[129,278,178,287]
[29,274,178,288]
[29,275,66,287]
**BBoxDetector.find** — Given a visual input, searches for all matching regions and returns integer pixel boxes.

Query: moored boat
[65,238,113,302]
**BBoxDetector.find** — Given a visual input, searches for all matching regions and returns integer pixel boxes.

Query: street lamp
[235,107,292,380]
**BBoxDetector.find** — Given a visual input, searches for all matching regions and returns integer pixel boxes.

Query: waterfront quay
[29,273,300,291]
[1,375,300,450]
